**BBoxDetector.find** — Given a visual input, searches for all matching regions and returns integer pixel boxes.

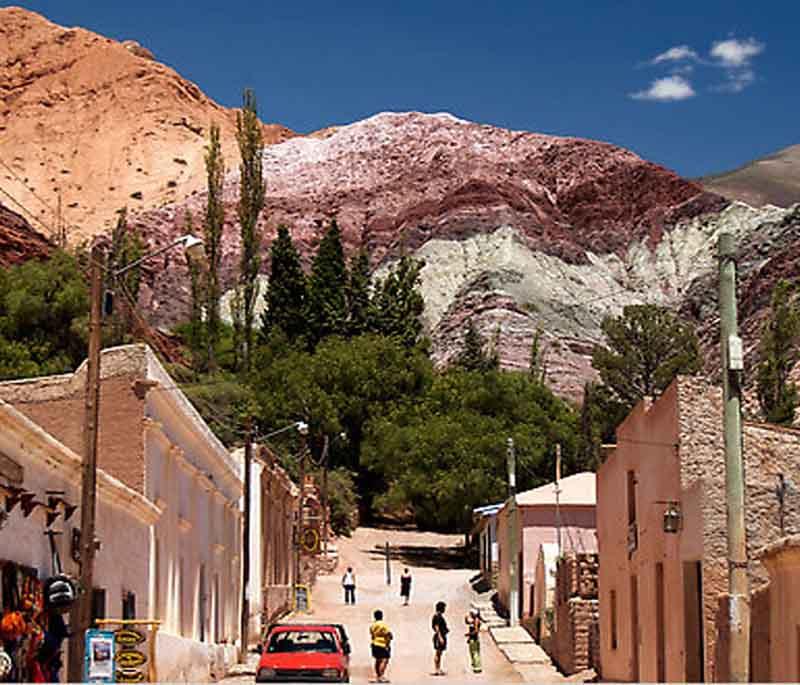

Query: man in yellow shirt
[369,609,393,683]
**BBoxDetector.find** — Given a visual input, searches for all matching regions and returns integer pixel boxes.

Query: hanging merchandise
[0,611,24,641]
[43,576,76,613]
[0,648,10,680]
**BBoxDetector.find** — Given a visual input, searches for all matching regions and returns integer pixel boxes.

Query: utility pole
[555,443,562,557]
[507,437,519,626]
[239,416,253,663]
[385,542,391,586]
[295,439,307,587]
[719,232,750,683]
[68,244,103,683]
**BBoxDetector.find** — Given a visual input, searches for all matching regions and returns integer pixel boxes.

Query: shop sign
[114,628,145,647]
[84,629,116,683]
[115,650,147,669]
[116,667,146,683]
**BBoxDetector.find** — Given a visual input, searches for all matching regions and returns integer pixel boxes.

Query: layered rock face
[132,111,729,399]
[0,202,53,266]
[0,6,293,243]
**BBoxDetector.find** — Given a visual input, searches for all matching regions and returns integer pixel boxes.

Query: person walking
[369,609,393,683]
[431,601,449,676]
[399,568,412,606]
[342,566,357,605]
[465,609,483,673]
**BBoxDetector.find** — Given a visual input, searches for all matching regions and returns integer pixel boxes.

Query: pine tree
[236,88,265,371]
[184,210,206,372]
[371,256,426,349]
[203,122,225,372]
[346,250,371,337]
[261,225,307,342]
[456,319,498,372]
[306,219,347,346]
[757,280,800,425]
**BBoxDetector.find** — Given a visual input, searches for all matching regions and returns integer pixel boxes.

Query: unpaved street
[289,527,522,684]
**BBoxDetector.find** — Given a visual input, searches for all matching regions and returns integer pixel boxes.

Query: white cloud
[710,37,764,67]
[630,75,696,102]
[651,45,699,65]
[715,68,756,93]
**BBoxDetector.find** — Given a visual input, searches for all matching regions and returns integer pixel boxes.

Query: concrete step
[489,626,535,644]
[498,641,553,665]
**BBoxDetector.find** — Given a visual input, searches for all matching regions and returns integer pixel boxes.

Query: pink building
[496,472,597,620]
[597,377,800,682]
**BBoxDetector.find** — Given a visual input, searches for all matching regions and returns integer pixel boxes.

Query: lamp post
[240,420,307,662]
[68,234,204,683]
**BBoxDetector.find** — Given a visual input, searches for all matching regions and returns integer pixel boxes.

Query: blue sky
[7,0,799,177]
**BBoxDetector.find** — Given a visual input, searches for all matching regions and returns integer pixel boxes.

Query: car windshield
[267,630,338,654]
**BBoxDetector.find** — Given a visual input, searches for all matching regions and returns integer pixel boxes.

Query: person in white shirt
[342,566,357,604]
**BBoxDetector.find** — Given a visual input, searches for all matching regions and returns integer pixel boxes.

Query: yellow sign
[115,650,147,668]
[116,667,146,683]
[300,527,320,553]
[115,628,146,647]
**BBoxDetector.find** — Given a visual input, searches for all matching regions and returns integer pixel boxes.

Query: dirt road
[290,527,522,684]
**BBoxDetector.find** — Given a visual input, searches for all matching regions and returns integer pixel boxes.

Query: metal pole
[239,416,252,662]
[718,232,750,682]
[68,244,103,682]
[385,542,391,586]
[296,440,307,586]
[555,443,562,557]
[507,437,518,626]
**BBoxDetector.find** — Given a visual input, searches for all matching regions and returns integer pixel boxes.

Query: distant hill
[700,145,800,208]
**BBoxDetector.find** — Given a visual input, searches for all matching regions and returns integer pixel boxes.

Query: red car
[256,623,351,683]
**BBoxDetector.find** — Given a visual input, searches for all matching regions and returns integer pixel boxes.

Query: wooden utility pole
[239,416,253,663]
[295,441,307,586]
[718,232,750,682]
[507,437,519,626]
[321,435,330,557]
[68,244,103,683]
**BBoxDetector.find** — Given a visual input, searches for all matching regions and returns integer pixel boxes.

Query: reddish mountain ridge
[0,202,53,266]
[0,6,294,243]
[131,112,728,397]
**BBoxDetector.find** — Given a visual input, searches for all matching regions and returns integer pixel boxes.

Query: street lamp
[68,234,204,682]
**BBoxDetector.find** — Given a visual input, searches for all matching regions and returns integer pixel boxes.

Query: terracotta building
[0,344,244,681]
[597,376,800,682]
[496,472,597,620]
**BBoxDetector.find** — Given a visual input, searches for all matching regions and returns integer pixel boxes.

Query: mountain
[0,202,53,266]
[0,6,294,244]
[700,145,800,208]
[130,111,728,399]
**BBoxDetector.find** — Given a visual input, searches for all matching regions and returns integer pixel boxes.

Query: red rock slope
[0,202,53,266]
[0,6,294,243]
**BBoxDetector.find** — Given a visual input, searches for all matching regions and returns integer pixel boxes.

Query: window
[91,588,106,623]
[122,592,136,620]
[610,589,618,650]
[627,470,637,525]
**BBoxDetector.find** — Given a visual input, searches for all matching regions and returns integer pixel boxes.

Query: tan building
[597,377,800,682]
[0,344,244,681]
[496,472,597,620]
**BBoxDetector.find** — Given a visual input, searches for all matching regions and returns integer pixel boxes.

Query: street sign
[293,584,311,613]
[300,527,320,554]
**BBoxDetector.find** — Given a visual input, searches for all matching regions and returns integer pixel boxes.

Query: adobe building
[472,502,502,585]
[597,376,800,682]
[0,344,244,681]
[0,397,159,682]
[496,472,597,620]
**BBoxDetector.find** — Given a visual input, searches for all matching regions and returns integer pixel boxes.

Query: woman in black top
[431,601,449,675]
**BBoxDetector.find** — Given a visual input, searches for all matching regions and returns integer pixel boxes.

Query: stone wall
[551,553,600,675]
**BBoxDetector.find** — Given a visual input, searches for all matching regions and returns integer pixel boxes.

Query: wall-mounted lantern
[662,501,682,533]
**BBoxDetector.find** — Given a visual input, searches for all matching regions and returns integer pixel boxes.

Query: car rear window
[267,630,338,654]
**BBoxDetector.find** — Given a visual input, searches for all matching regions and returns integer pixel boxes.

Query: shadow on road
[362,544,466,569]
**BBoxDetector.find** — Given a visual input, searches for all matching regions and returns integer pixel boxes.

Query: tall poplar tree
[371,256,426,349]
[236,88,265,371]
[261,226,307,342]
[107,207,143,345]
[306,219,347,346]
[203,122,225,371]
[184,210,206,372]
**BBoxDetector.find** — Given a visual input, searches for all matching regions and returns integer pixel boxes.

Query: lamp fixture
[661,501,682,534]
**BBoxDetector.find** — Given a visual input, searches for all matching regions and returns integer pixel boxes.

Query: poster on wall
[84,629,116,683]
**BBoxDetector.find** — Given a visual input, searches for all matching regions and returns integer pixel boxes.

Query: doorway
[656,563,665,682]
[630,574,639,681]
[683,561,704,682]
